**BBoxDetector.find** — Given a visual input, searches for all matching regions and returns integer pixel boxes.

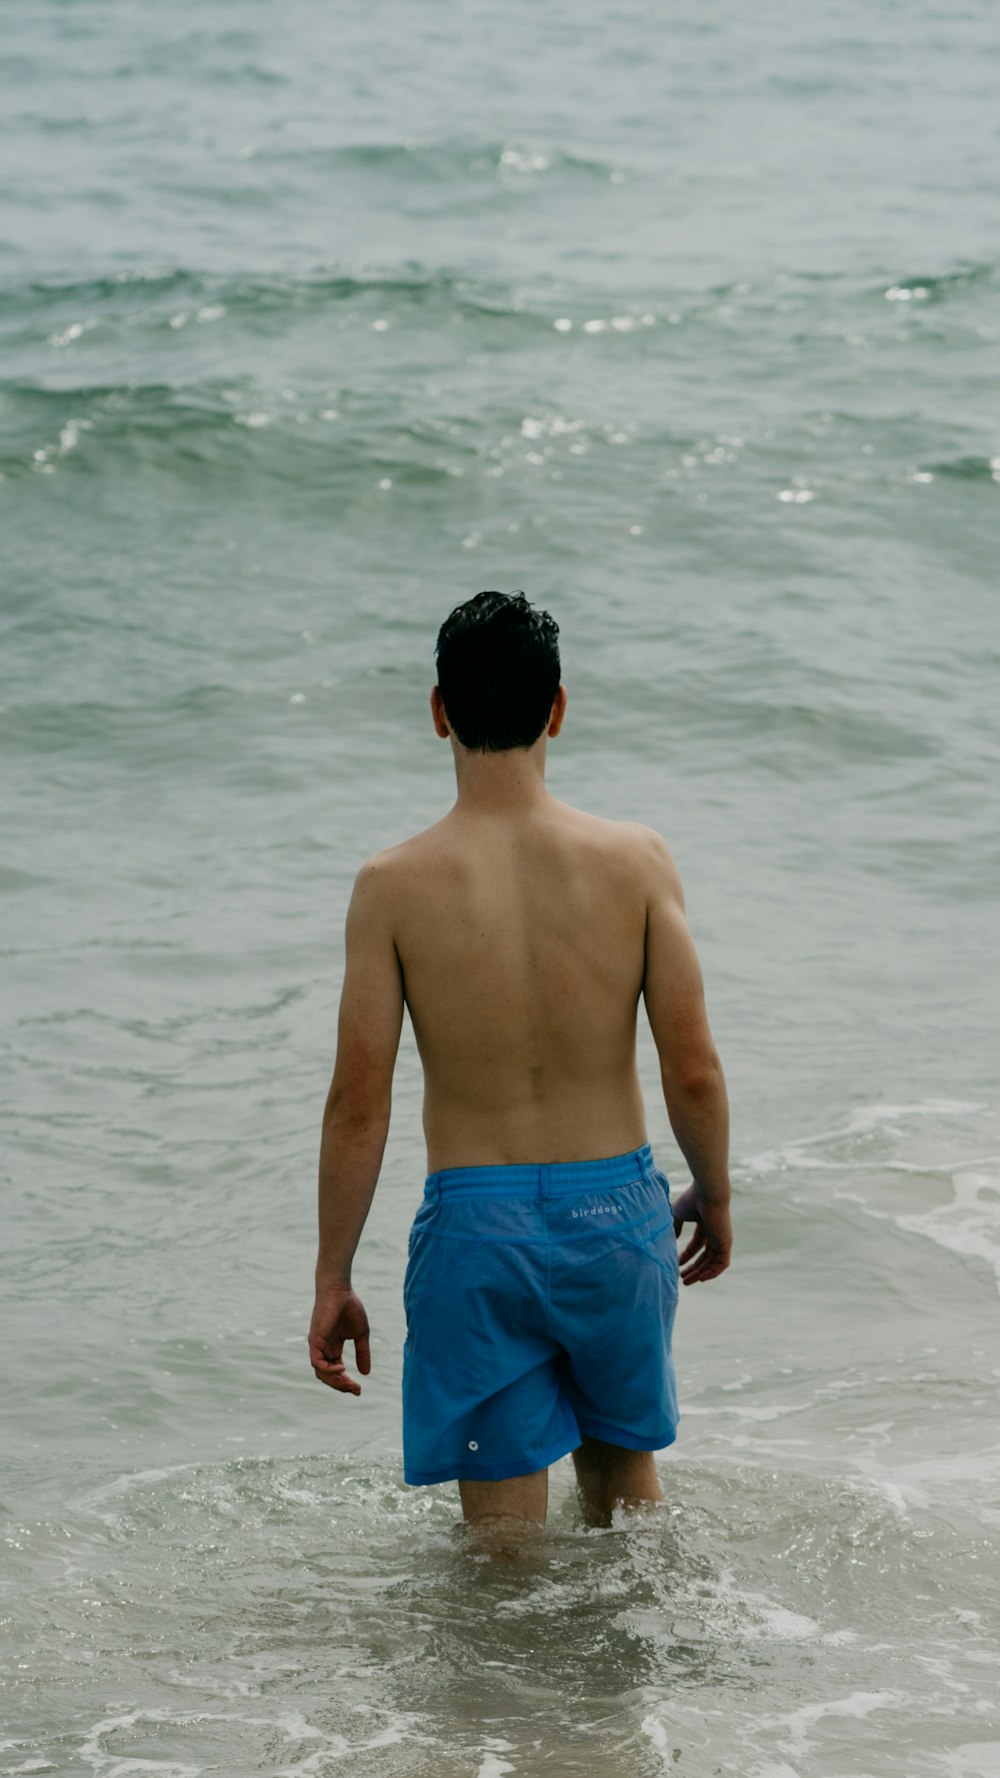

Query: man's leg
[457,1468,548,1552]
[571,1436,663,1528]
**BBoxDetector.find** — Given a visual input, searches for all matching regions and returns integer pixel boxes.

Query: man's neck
[450,738,553,815]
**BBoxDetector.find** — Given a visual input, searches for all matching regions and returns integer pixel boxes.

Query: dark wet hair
[434,589,561,752]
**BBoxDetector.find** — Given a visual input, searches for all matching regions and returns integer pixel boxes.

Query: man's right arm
[639,829,732,1285]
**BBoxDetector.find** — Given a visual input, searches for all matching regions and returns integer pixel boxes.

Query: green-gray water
[3,2,999,1773]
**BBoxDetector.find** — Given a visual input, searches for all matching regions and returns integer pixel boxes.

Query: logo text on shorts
[571,1203,623,1218]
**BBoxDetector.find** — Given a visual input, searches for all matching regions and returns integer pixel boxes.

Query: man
[308,589,732,1534]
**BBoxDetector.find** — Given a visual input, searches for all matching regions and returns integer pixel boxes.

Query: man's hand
[308,1285,371,1395]
[671,1185,732,1286]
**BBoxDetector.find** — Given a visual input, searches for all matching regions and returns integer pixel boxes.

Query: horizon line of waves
[4,256,996,367]
[6,373,1000,494]
[7,248,994,319]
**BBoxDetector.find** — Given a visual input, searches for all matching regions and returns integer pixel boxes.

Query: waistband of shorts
[424,1142,659,1201]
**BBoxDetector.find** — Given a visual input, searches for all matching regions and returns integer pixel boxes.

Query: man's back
[381,796,657,1169]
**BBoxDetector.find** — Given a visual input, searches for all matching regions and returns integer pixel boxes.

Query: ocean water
[3,1,1000,1773]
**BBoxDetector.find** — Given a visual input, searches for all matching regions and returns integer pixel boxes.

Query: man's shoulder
[562,806,676,867]
[351,819,450,891]
[568,810,684,906]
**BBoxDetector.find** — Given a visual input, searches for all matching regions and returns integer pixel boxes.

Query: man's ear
[547,683,568,737]
[430,685,452,739]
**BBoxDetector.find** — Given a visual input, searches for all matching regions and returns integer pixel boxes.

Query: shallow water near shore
[4,1403,1000,1776]
[3,0,1000,1773]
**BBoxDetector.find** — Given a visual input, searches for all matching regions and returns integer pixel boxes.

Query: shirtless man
[308,589,732,1533]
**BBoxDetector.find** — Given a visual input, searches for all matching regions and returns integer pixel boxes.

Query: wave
[0,260,487,319]
[0,375,492,487]
[3,251,997,358]
[926,453,1000,482]
[0,259,579,359]
[869,259,997,304]
[260,137,617,181]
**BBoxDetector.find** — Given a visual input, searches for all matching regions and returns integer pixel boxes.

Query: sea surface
[3,2,1000,1773]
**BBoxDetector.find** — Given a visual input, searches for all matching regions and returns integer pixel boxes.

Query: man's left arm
[308,857,403,1397]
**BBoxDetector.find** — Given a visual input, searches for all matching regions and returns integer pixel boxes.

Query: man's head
[433,589,562,753]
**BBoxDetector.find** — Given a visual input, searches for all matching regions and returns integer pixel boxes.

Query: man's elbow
[323,1079,392,1133]
[660,1051,725,1101]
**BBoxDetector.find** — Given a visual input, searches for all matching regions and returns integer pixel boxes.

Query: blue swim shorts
[401,1142,680,1486]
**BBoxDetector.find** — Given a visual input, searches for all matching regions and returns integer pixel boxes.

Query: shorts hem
[575,1418,679,1451]
[403,1425,581,1487]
